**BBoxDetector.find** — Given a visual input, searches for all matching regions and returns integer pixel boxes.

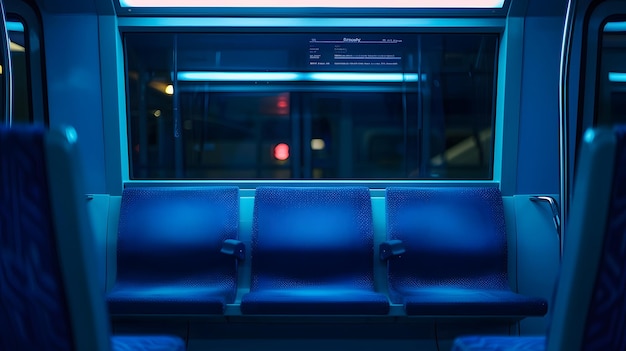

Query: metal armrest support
[221,239,245,261]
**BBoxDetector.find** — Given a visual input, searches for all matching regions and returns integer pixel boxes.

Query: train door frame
[557,0,626,250]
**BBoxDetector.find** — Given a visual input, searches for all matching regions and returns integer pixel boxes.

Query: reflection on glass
[125,33,497,179]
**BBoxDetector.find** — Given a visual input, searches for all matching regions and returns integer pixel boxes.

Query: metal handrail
[530,196,562,258]
[558,0,577,260]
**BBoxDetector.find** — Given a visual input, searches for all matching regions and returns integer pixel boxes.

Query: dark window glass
[7,18,30,123]
[125,32,497,179]
[598,21,626,126]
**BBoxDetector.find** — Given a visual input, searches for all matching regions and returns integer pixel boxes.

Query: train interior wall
[35,0,567,197]
[8,0,571,349]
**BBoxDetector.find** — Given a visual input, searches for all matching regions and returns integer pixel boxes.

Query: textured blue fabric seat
[451,336,546,351]
[0,126,184,351]
[107,186,240,315]
[240,187,389,315]
[453,125,626,350]
[385,187,547,317]
[110,336,185,351]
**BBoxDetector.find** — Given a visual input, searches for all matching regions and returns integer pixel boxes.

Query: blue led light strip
[120,0,505,8]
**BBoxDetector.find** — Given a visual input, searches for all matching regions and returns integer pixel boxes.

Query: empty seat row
[106,186,547,318]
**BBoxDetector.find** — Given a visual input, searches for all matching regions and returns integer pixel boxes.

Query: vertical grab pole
[173,34,184,178]
[0,0,13,126]
[559,0,577,256]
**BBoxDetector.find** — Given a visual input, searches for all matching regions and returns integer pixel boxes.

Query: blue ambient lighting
[177,71,420,83]
[608,72,626,83]
[583,129,596,144]
[120,0,505,8]
[604,22,626,32]
[64,127,78,144]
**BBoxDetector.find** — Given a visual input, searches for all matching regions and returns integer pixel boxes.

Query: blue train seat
[240,186,389,315]
[107,186,241,315]
[384,187,547,317]
[0,126,184,351]
[452,125,626,350]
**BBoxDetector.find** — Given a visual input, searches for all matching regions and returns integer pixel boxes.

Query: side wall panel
[43,14,106,194]
[516,15,563,195]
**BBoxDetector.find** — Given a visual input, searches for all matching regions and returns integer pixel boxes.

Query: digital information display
[309,37,405,70]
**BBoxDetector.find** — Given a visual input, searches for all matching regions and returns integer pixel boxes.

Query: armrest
[221,239,245,261]
[379,239,405,261]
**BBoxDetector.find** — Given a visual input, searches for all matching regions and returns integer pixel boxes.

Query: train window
[598,21,626,126]
[1,0,48,126]
[125,33,497,180]
[6,18,30,123]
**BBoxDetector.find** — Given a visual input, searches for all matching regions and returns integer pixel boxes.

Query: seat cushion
[385,187,512,302]
[250,187,376,291]
[110,187,239,315]
[111,335,185,351]
[241,288,390,315]
[400,288,547,316]
[452,336,545,351]
[115,187,239,287]
[107,283,229,315]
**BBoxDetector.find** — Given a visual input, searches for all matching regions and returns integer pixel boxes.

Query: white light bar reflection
[609,72,626,83]
[177,71,421,82]
[178,71,303,81]
[604,22,626,32]
[308,72,419,82]
[120,0,505,8]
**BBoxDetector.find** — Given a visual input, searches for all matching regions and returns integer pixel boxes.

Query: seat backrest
[116,186,239,289]
[250,186,375,290]
[547,125,626,351]
[0,126,110,351]
[385,187,509,295]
